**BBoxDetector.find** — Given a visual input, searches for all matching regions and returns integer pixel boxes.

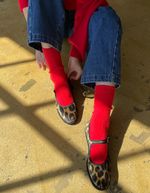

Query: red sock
[89,85,115,164]
[42,48,73,106]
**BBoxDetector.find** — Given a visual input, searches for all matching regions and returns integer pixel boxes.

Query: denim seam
[81,74,120,79]
[56,10,65,42]
[28,0,32,35]
[28,34,62,51]
[28,33,61,45]
[58,12,65,29]
[81,74,120,88]
[112,16,120,74]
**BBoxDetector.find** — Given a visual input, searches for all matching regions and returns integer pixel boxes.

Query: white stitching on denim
[112,16,120,74]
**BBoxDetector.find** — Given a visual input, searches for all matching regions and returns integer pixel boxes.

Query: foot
[85,122,111,190]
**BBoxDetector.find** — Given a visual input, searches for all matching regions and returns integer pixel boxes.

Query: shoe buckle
[83,91,87,97]
[107,137,110,143]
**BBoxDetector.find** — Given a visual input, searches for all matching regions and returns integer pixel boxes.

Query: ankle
[90,143,108,164]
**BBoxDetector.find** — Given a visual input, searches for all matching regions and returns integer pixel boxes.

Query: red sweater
[18,0,108,62]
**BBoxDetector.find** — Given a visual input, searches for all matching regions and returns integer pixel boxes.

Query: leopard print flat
[85,121,111,190]
[55,98,77,125]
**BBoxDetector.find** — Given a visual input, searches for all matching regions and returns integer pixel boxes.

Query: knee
[103,7,122,30]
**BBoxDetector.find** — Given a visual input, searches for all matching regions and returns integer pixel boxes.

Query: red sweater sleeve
[18,0,28,12]
[64,0,82,60]
[64,0,76,10]
[69,0,108,62]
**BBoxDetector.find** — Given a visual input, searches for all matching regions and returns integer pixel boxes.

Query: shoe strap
[87,136,110,160]
[85,123,110,152]
[90,137,110,145]
[68,79,94,98]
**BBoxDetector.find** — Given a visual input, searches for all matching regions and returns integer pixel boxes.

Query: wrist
[70,45,82,62]
[69,57,82,66]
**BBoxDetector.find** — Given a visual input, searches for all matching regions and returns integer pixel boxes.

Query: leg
[27,0,77,124]
[96,82,115,87]
[83,6,122,190]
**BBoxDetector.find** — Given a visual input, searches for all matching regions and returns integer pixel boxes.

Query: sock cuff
[42,47,59,53]
[42,47,63,72]
[49,67,64,74]
[94,85,115,108]
[95,85,115,91]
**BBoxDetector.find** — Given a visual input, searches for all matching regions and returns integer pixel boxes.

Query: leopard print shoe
[55,99,77,125]
[85,121,111,190]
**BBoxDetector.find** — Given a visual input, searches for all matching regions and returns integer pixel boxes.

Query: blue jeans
[27,0,122,89]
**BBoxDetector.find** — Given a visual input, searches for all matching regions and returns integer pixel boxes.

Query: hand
[35,50,48,71]
[67,57,83,80]
[23,7,28,21]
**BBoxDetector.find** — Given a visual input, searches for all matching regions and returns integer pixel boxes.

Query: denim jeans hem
[28,34,62,52]
[81,74,120,89]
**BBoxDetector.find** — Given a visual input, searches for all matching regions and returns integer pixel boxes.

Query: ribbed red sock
[42,48,73,106]
[89,85,115,164]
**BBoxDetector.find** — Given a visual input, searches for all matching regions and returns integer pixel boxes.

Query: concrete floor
[0,0,150,193]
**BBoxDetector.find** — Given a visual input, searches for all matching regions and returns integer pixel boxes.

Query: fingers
[42,64,47,71]
[66,68,72,79]
[67,67,83,80]
[36,61,47,71]
[69,71,80,80]
[36,50,47,71]
[69,71,77,80]
[36,60,41,69]
[66,68,77,80]
[67,56,83,80]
